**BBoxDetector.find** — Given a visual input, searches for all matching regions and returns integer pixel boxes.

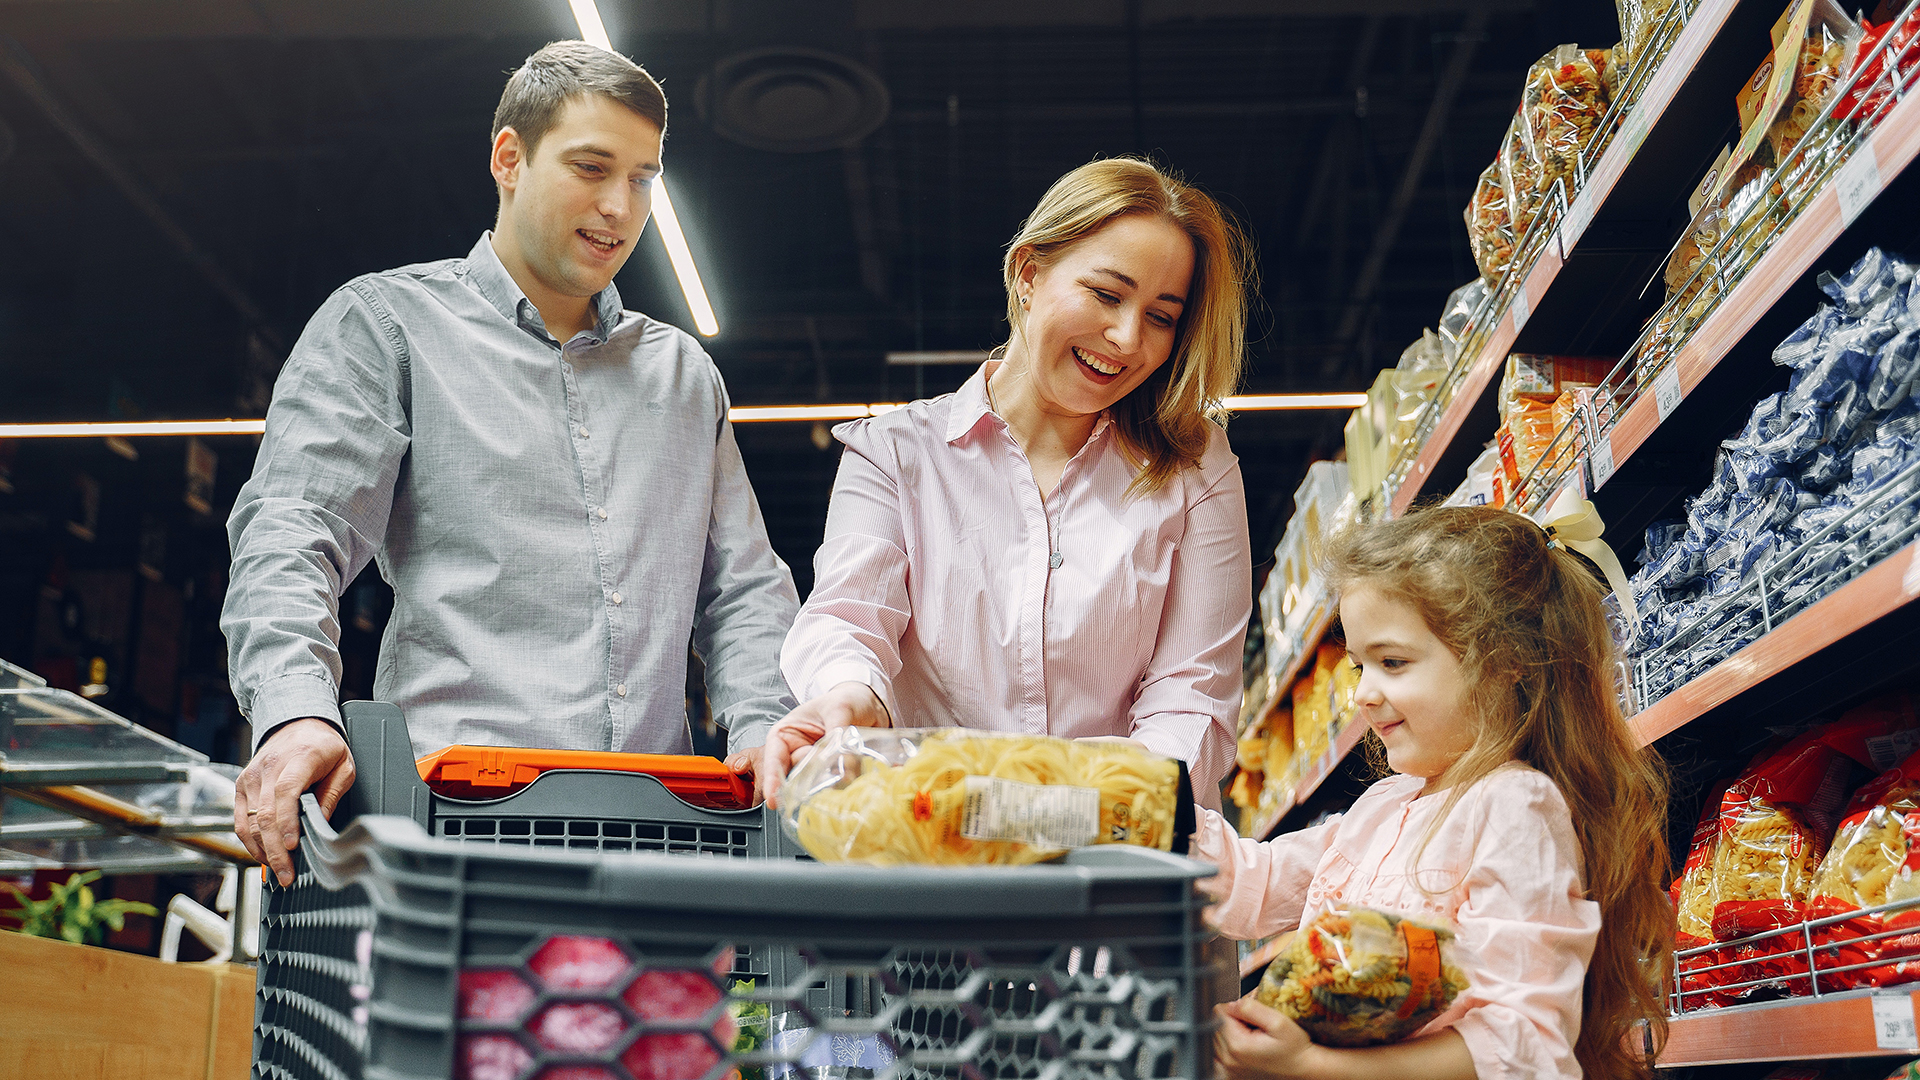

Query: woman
[759,157,1255,812]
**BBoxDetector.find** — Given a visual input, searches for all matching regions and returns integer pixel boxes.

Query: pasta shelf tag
[960,777,1099,848]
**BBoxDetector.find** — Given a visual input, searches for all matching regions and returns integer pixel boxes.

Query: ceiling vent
[697,47,889,153]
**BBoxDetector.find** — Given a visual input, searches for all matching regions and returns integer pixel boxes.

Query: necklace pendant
[1049,552,1063,569]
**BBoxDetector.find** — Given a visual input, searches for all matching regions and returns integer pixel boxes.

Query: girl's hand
[1214,995,1319,1080]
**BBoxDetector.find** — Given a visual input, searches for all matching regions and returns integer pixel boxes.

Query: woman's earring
[1020,296,1029,309]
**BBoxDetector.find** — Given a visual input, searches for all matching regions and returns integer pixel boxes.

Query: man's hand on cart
[756,681,890,807]
[234,718,357,886]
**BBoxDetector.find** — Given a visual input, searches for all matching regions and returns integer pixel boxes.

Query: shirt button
[611,592,623,604]
[616,684,628,697]
[578,427,591,438]
[597,507,608,520]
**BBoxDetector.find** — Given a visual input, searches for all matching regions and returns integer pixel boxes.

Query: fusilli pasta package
[1252,907,1469,1047]
[778,728,1192,866]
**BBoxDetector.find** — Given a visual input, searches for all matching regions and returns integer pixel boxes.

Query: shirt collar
[464,231,623,342]
[945,359,1116,447]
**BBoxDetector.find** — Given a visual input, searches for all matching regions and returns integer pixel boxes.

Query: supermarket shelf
[1251,715,1371,843]
[1387,0,1764,515]
[1660,985,1920,1066]
[1630,539,1920,747]
[1591,87,1920,497]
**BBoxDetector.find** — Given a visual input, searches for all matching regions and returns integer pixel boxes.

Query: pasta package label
[781,727,1186,866]
[959,776,1099,848]
[1253,907,1468,1047]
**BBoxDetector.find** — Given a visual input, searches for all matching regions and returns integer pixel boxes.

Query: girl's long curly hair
[1325,506,1672,1079]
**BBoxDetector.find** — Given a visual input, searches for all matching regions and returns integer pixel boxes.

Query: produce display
[779,728,1183,866]
[1253,907,1470,1047]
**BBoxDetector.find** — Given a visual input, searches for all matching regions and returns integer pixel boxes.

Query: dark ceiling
[0,0,1625,588]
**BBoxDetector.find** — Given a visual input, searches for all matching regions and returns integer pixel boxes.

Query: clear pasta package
[778,727,1192,866]
[1253,907,1469,1047]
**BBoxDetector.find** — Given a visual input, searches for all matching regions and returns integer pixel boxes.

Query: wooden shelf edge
[1660,986,1920,1066]
[1630,540,1920,746]
[1602,88,1920,476]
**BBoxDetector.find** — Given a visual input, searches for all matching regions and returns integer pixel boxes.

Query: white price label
[1618,106,1650,158]
[1511,283,1531,332]
[1654,364,1684,422]
[1837,147,1882,229]
[1873,993,1919,1051]
[1561,190,1595,252]
[1589,430,1616,490]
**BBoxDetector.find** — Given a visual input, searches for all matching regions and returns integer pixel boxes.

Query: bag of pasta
[780,727,1191,866]
[1525,45,1612,207]
[1710,701,1920,995]
[1252,907,1469,1047]
[1672,783,1738,1010]
[1465,161,1517,282]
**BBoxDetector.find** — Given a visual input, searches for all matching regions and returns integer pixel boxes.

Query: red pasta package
[1709,700,1920,999]
[1672,783,1736,1010]
[1836,6,1920,124]
[1807,694,1920,989]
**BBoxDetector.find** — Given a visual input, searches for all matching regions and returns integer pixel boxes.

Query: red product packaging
[1806,694,1920,989]
[1673,783,1738,1010]
[1707,700,1920,998]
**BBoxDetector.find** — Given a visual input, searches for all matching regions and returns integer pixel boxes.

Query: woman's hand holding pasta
[757,681,891,806]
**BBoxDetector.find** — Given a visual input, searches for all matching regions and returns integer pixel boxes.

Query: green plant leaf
[59,922,82,943]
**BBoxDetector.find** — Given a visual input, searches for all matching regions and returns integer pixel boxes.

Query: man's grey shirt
[222,233,799,758]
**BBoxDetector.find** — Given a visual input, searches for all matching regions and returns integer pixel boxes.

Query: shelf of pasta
[1381,0,1710,515]
[1506,10,1920,522]
[1244,461,1353,726]
[1230,643,1367,842]
[1660,692,1920,1063]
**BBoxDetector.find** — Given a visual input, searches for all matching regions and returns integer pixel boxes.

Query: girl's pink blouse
[1195,766,1600,1080]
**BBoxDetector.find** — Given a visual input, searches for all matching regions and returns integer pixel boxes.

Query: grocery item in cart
[779,728,1189,865]
[1252,906,1469,1047]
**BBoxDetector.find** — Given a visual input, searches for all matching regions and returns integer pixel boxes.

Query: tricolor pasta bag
[1252,907,1469,1047]
[779,728,1190,866]
[1464,161,1517,282]
[1524,45,1613,206]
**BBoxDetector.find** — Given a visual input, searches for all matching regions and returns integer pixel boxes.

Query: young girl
[1202,506,1672,1080]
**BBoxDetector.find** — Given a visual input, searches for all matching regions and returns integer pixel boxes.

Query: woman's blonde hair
[1002,158,1254,496]
[1325,506,1672,1080]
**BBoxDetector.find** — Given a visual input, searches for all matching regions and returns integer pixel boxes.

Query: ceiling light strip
[567,0,718,337]
[0,420,268,439]
[1225,393,1368,410]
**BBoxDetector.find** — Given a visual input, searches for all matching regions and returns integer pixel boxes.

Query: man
[223,42,798,885]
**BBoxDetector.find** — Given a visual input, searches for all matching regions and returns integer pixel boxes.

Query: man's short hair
[493,41,667,156]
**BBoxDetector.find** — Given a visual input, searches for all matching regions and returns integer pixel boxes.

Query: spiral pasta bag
[781,728,1183,866]
[1253,908,1469,1047]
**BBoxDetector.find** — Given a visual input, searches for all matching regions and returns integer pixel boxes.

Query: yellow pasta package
[1253,907,1469,1047]
[779,727,1189,866]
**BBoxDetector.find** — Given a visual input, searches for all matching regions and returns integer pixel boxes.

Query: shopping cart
[252,702,1228,1080]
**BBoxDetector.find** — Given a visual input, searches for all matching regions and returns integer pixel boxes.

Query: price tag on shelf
[1654,364,1684,422]
[1837,146,1882,229]
[1511,283,1531,333]
[1589,429,1616,491]
[1872,993,1919,1051]
[1560,189,1595,253]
